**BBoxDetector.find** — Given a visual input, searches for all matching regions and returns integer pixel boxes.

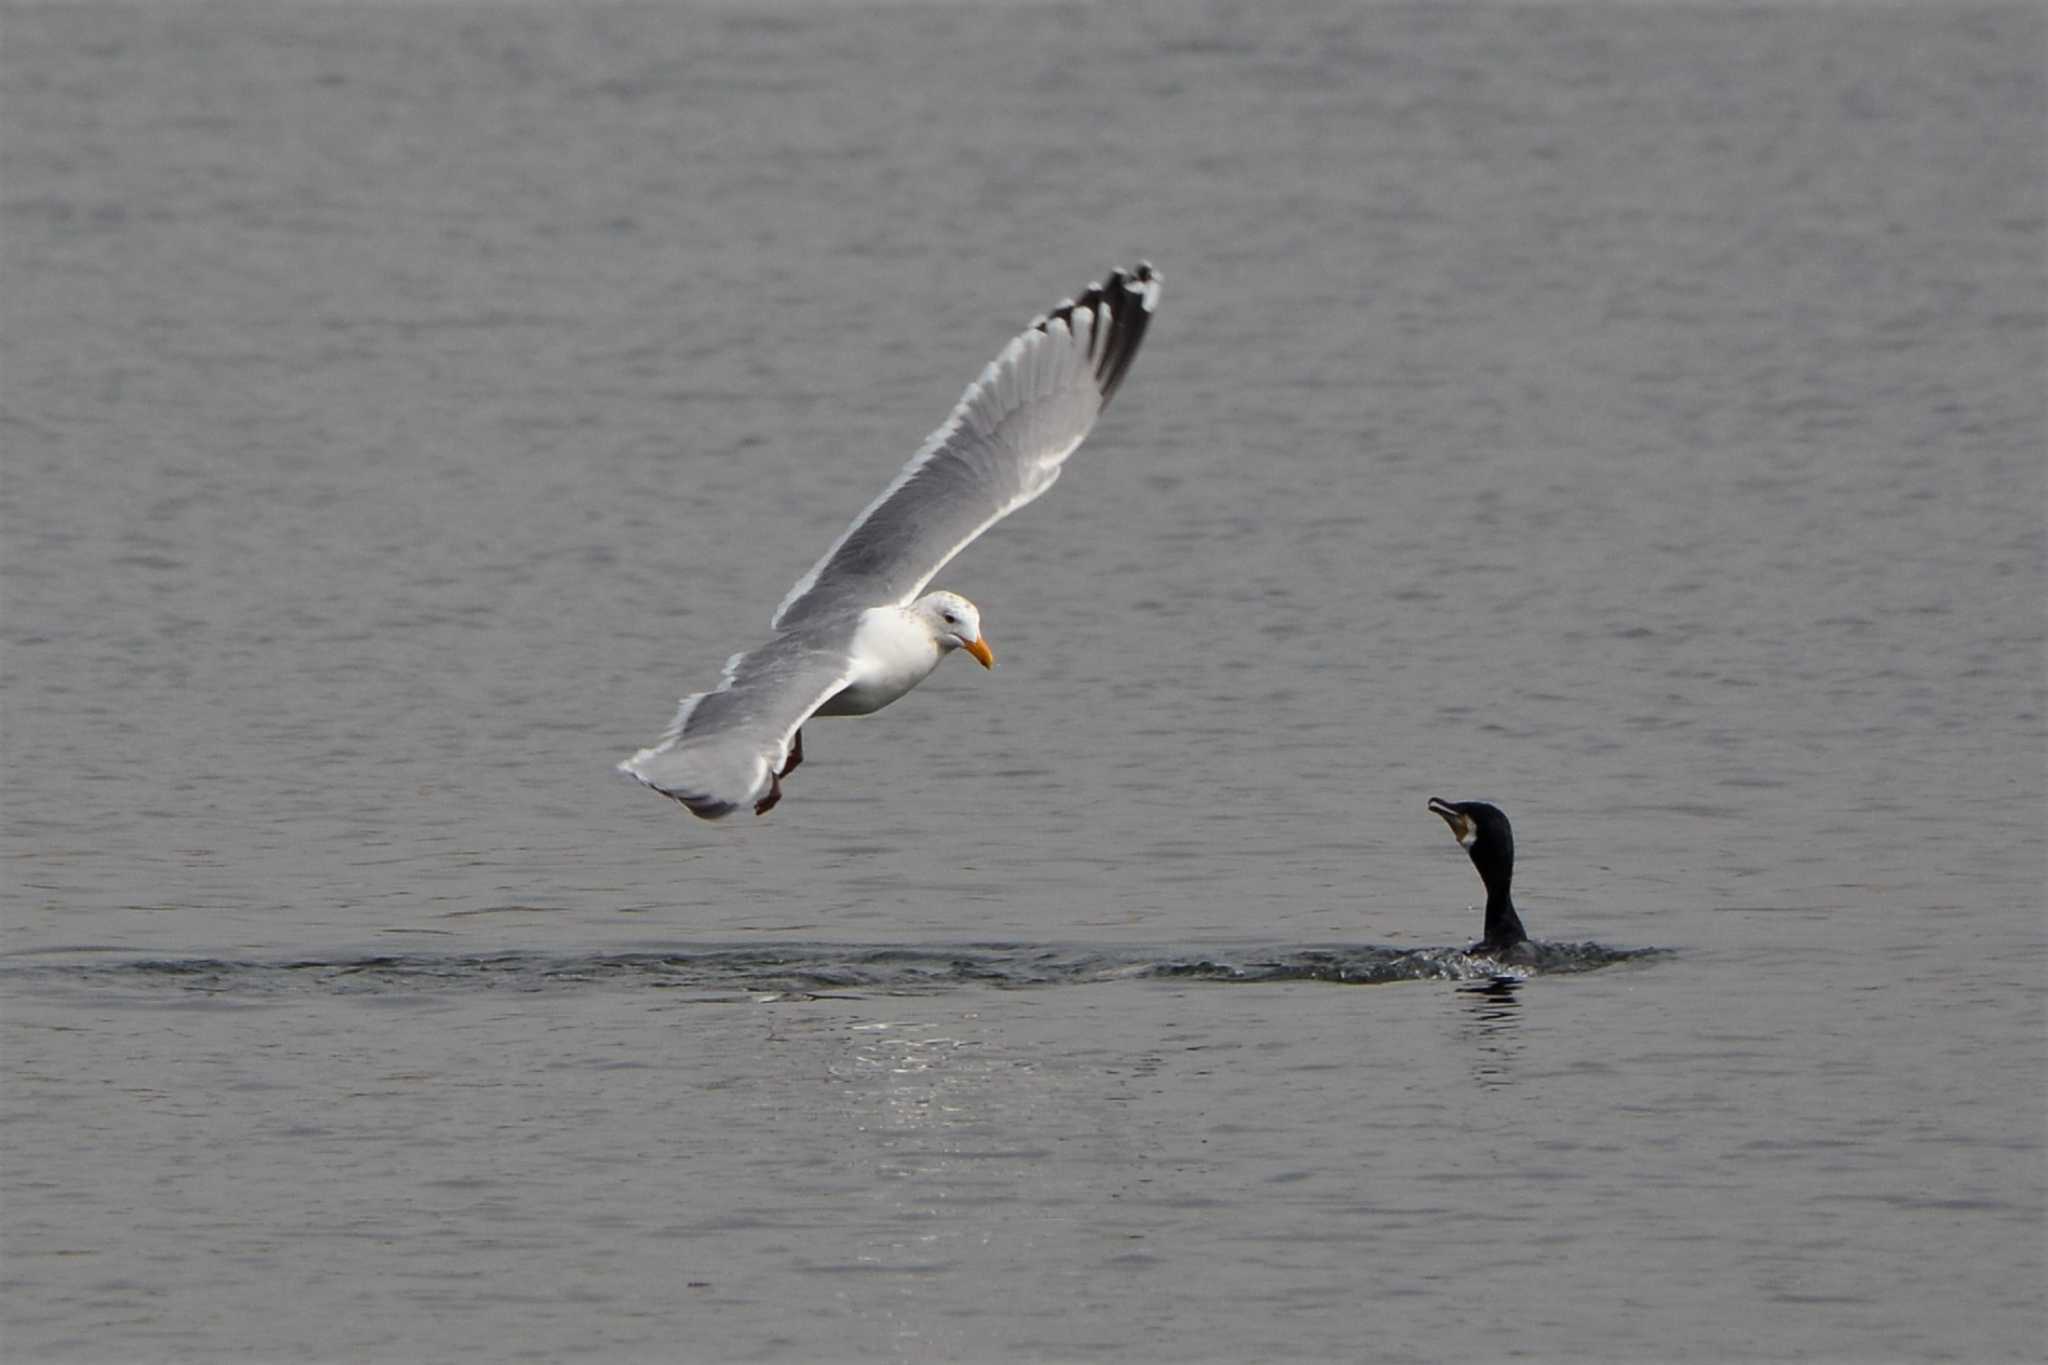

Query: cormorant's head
[1428,797,1514,879]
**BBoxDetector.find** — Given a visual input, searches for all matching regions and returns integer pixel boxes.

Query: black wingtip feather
[638,777,737,820]
[1032,261,1158,410]
[1095,263,1155,406]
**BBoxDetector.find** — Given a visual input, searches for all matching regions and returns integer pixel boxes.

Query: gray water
[3,0,2043,1359]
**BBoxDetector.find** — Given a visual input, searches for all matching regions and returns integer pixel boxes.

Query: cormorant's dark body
[1427,798,1534,963]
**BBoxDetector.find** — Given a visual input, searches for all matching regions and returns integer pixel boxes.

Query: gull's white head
[914,591,994,668]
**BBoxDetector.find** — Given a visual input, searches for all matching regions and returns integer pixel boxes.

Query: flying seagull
[619,262,1161,818]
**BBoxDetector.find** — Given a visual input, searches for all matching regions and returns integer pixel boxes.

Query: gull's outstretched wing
[771,262,1160,631]
[616,626,858,819]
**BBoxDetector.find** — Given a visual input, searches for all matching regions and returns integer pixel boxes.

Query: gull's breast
[813,607,944,717]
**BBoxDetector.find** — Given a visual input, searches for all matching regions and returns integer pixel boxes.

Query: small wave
[0,941,1663,999]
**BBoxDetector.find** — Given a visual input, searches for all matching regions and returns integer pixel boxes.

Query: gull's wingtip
[1020,261,1160,408]
[1031,260,1161,327]
[616,749,744,820]
[1127,260,1161,311]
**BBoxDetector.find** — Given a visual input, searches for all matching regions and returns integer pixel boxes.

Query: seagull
[619,262,1161,818]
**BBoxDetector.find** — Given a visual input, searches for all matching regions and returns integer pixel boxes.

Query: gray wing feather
[771,263,1160,631]
[616,629,856,819]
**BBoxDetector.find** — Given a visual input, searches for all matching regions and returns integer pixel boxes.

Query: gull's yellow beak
[963,636,995,669]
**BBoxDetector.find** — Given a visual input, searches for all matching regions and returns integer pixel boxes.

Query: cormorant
[1427,798,1535,963]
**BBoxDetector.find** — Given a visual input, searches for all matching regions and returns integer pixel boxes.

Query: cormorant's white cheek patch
[1456,826,1478,849]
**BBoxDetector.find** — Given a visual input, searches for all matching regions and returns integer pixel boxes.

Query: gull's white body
[812,606,949,717]
[619,262,1160,819]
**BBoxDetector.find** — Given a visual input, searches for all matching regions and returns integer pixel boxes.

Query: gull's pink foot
[755,731,803,815]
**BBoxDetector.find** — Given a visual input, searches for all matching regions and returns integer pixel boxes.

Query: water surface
[3,0,2041,1359]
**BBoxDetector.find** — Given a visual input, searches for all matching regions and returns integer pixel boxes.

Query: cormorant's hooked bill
[1428,797,1532,961]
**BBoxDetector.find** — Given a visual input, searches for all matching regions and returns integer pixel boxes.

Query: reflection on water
[844,1020,978,1135]
[1459,976,1524,1087]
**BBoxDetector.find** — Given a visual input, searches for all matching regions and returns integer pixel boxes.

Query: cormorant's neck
[1475,855,1527,948]
[1483,883,1527,948]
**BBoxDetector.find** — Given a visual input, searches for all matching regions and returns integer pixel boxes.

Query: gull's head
[915,591,994,668]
